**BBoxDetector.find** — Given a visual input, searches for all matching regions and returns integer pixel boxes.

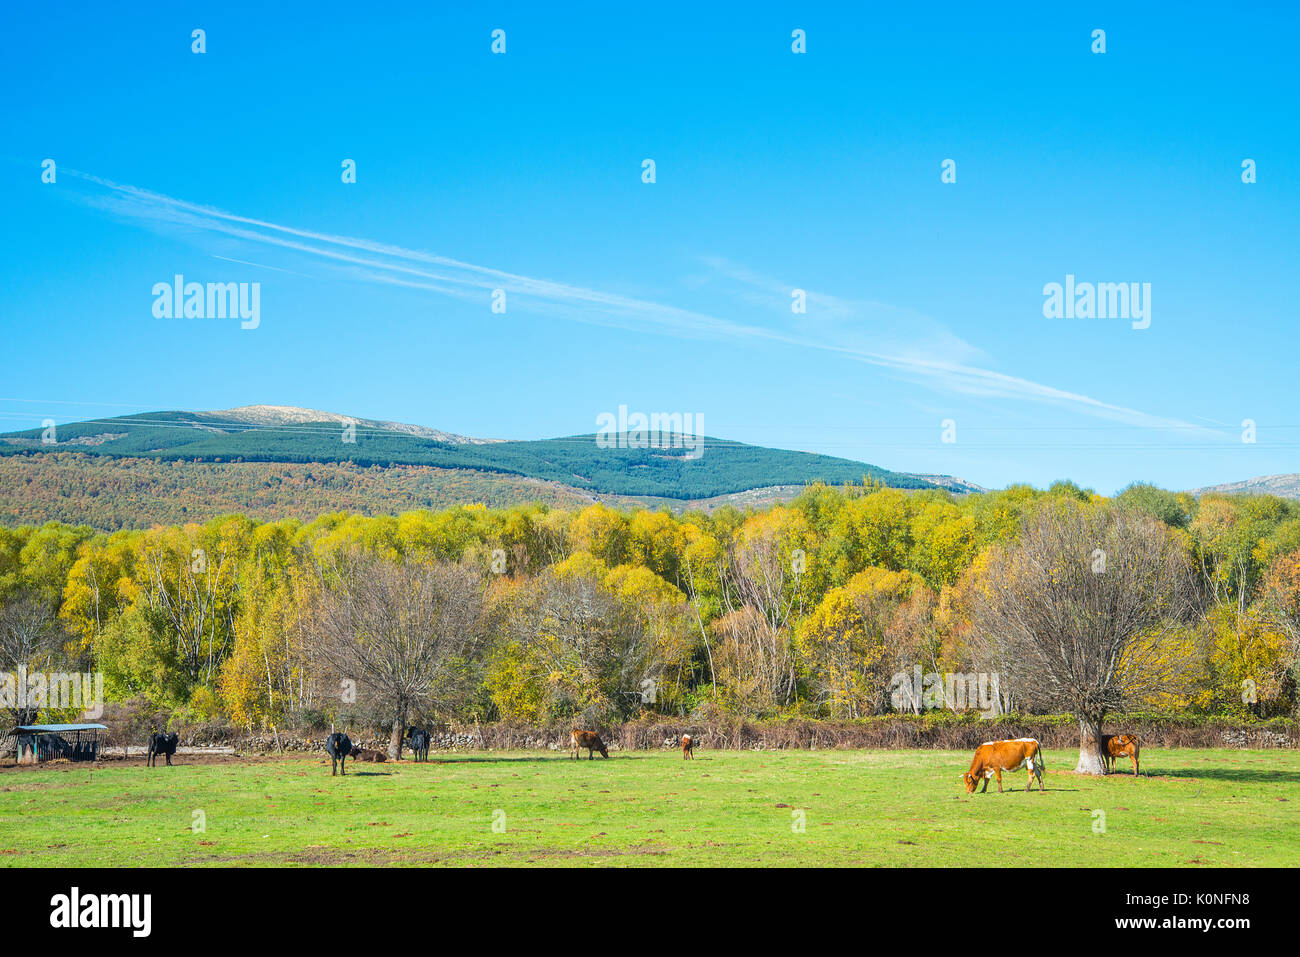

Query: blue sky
[2,2,1296,495]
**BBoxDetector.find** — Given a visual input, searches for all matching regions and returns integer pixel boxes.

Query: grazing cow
[325,732,354,776]
[405,726,431,762]
[352,747,387,763]
[570,730,609,760]
[681,734,695,760]
[963,738,1046,794]
[1102,733,1140,775]
[146,732,179,768]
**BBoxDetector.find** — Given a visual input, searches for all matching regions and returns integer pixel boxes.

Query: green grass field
[1,748,1296,867]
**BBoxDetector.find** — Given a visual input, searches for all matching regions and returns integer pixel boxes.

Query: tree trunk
[388,712,405,761]
[1075,713,1107,774]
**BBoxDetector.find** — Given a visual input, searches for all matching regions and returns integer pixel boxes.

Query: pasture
[1,747,1296,867]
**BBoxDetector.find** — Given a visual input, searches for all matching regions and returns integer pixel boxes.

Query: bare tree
[0,590,70,726]
[310,552,488,759]
[716,522,804,708]
[136,531,237,687]
[971,503,1195,773]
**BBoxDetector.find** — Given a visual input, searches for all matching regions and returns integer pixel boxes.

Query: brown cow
[681,734,695,759]
[963,738,1046,794]
[1102,734,1140,775]
[570,730,609,760]
[351,746,387,763]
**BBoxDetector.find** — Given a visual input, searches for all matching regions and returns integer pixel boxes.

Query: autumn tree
[499,563,655,724]
[713,508,811,711]
[972,502,1195,773]
[310,551,488,758]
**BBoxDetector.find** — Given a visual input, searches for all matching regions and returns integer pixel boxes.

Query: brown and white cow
[570,730,609,760]
[963,738,1046,793]
[1102,733,1140,775]
[681,734,695,759]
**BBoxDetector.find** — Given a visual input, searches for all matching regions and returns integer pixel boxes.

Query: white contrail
[60,168,1217,438]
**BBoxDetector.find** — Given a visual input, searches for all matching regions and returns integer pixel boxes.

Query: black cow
[325,732,354,776]
[146,732,179,767]
[405,726,430,762]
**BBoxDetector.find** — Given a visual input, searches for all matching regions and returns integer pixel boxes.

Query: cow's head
[963,771,979,793]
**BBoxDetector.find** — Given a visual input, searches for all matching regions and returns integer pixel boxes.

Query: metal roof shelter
[11,723,107,763]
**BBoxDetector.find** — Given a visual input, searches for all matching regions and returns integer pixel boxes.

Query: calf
[352,747,387,763]
[570,730,609,760]
[1102,734,1140,775]
[325,732,354,776]
[405,726,431,762]
[963,738,1046,794]
[681,734,696,760]
[146,732,179,768]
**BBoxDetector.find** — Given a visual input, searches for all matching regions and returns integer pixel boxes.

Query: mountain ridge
[1188,473,1300,499]
[0,406,980,503]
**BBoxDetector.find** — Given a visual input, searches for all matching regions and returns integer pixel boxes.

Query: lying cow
[681,734,696,760]
[146,732,179,768]
[405,726,430,762]
[570,730,609,760]
[964,738,1046,794]
[1102,733,1140,775]
[325,732,354,776]
[351,747,387,763]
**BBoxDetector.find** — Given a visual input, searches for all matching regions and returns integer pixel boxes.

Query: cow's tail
[1034,739,1046,788]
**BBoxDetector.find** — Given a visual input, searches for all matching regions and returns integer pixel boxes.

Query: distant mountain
[0,408,965,516]
[209,405,499,445]
[1189,474,1300,499]
[901,473,986,495]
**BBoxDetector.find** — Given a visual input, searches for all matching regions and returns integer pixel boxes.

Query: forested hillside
[0,410,939,499]
[0,453,595,529]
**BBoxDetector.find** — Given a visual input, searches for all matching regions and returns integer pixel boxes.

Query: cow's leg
[995,769,1003,793]
[1131,754,1138,776]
